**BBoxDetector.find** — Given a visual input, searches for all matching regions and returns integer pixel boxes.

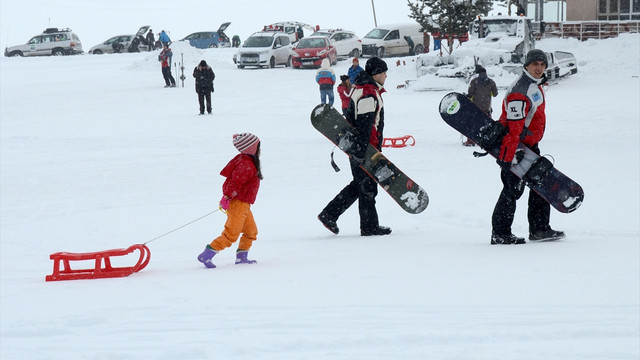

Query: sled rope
[145,208,221,245]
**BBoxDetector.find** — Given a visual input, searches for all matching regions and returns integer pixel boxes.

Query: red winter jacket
[497,71,546,162]
[220,154,260,204]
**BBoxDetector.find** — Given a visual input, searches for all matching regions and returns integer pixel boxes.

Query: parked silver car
[88,26,150,54]
[4,28,83,57]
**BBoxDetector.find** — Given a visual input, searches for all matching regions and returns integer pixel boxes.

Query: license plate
[302,61,314,65]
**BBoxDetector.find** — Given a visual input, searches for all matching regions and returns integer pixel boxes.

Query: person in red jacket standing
[197,133,263,268]
[158,44,176,88]
[336,75,353,116]
[318,57,391,237]
[491,49,565,245]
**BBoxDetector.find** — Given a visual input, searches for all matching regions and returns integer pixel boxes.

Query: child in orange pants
[197,133,262,268]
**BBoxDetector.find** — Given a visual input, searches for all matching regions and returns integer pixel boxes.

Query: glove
[219,196,231,211]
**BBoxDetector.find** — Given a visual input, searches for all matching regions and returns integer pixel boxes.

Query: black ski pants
[321,160,379,232]
[162,66,175,86]
[491,144,551,236]
[196,87,212,114]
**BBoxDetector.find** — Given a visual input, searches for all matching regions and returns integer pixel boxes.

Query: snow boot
[197,245,217,268]
[361,226,392,236]
[235,250,257,265]
[529,228,565,241]
[491,232,526,245]
[317,212,339,234]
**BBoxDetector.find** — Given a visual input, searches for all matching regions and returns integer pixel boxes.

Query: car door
[329,33,346,56]
[28,36,45,55]
[384,30,402,55]
[275,35,289,64]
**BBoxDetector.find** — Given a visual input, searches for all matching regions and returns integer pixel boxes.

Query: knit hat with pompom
[233,133,260,155]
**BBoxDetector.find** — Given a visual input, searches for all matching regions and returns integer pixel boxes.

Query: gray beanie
[524,49,548,68]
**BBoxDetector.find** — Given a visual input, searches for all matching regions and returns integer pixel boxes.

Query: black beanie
[365,57,388,75]
[475,65,486,74]
[524,49,548,68]
[199,60,207,67]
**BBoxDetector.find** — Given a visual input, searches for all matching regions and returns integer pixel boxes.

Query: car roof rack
[43,28,72,34]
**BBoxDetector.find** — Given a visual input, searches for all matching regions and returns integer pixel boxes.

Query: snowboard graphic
[311,104,429,214]
[439,92,583,213]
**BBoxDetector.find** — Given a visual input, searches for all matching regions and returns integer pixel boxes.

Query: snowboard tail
[311,104,429,214]
[439,92,584,214]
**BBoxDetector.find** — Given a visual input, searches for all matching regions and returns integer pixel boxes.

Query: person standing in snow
[193,60,215,115]
[337,75,353,116]
[317,57,391,237]
[197,133,263,268]
[158,44,176,88]
[463,65,498,146]
[491,49,564,245]
[348,57,364,84]
[159,30,171,46]
[146,29,155,51]
[316,58,336,106]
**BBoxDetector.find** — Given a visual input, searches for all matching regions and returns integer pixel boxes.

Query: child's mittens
[219,196,231,211]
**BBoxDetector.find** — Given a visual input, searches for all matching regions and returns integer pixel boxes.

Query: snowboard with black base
[311,104,429,214]
[439,92,584,215]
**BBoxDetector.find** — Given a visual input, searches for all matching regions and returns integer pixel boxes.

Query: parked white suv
[4,28,83,57]
[311,29,362,58]
[233,32,292,69]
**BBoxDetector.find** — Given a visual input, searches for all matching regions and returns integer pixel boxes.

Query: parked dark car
[181,23,231,49]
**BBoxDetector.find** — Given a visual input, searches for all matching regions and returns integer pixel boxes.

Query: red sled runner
[382,135,415,148]
[46,243,151,281]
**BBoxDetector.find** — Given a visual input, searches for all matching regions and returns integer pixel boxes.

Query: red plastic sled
[382,135,416,148]
[46,244,151,281]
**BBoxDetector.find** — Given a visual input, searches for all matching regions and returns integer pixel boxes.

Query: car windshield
[244,36,273,47]
[364,29,389,39]
[297,38,326,49]
[312,32,331,38]
[473,20,518,37]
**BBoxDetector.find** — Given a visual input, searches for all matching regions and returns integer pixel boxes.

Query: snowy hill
[1,16,639,360]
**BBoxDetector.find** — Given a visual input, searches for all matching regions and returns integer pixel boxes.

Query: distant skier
[193,60,215,115]
[158,44,176,87]
[197,133,263,268]
[491,49,564,245]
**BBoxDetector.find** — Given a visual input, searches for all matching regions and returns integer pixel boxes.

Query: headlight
[318,49,327,56]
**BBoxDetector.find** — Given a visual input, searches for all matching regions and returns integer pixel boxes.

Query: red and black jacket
[497,71,546,162]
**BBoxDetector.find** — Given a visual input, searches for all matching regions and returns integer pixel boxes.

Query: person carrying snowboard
[464,65,498,146]
[193,60,215,115]
[317,57,391,236]
[197,133,263,268]
[158,44,176,88]
[491,49,564,245]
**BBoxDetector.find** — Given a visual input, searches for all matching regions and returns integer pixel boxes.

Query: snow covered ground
[1,7,639,360]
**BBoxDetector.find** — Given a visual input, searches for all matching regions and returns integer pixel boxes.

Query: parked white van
[361,23,425,58]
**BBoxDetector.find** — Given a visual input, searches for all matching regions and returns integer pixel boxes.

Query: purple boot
[235,250,257,265]
[197,246,217,268]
